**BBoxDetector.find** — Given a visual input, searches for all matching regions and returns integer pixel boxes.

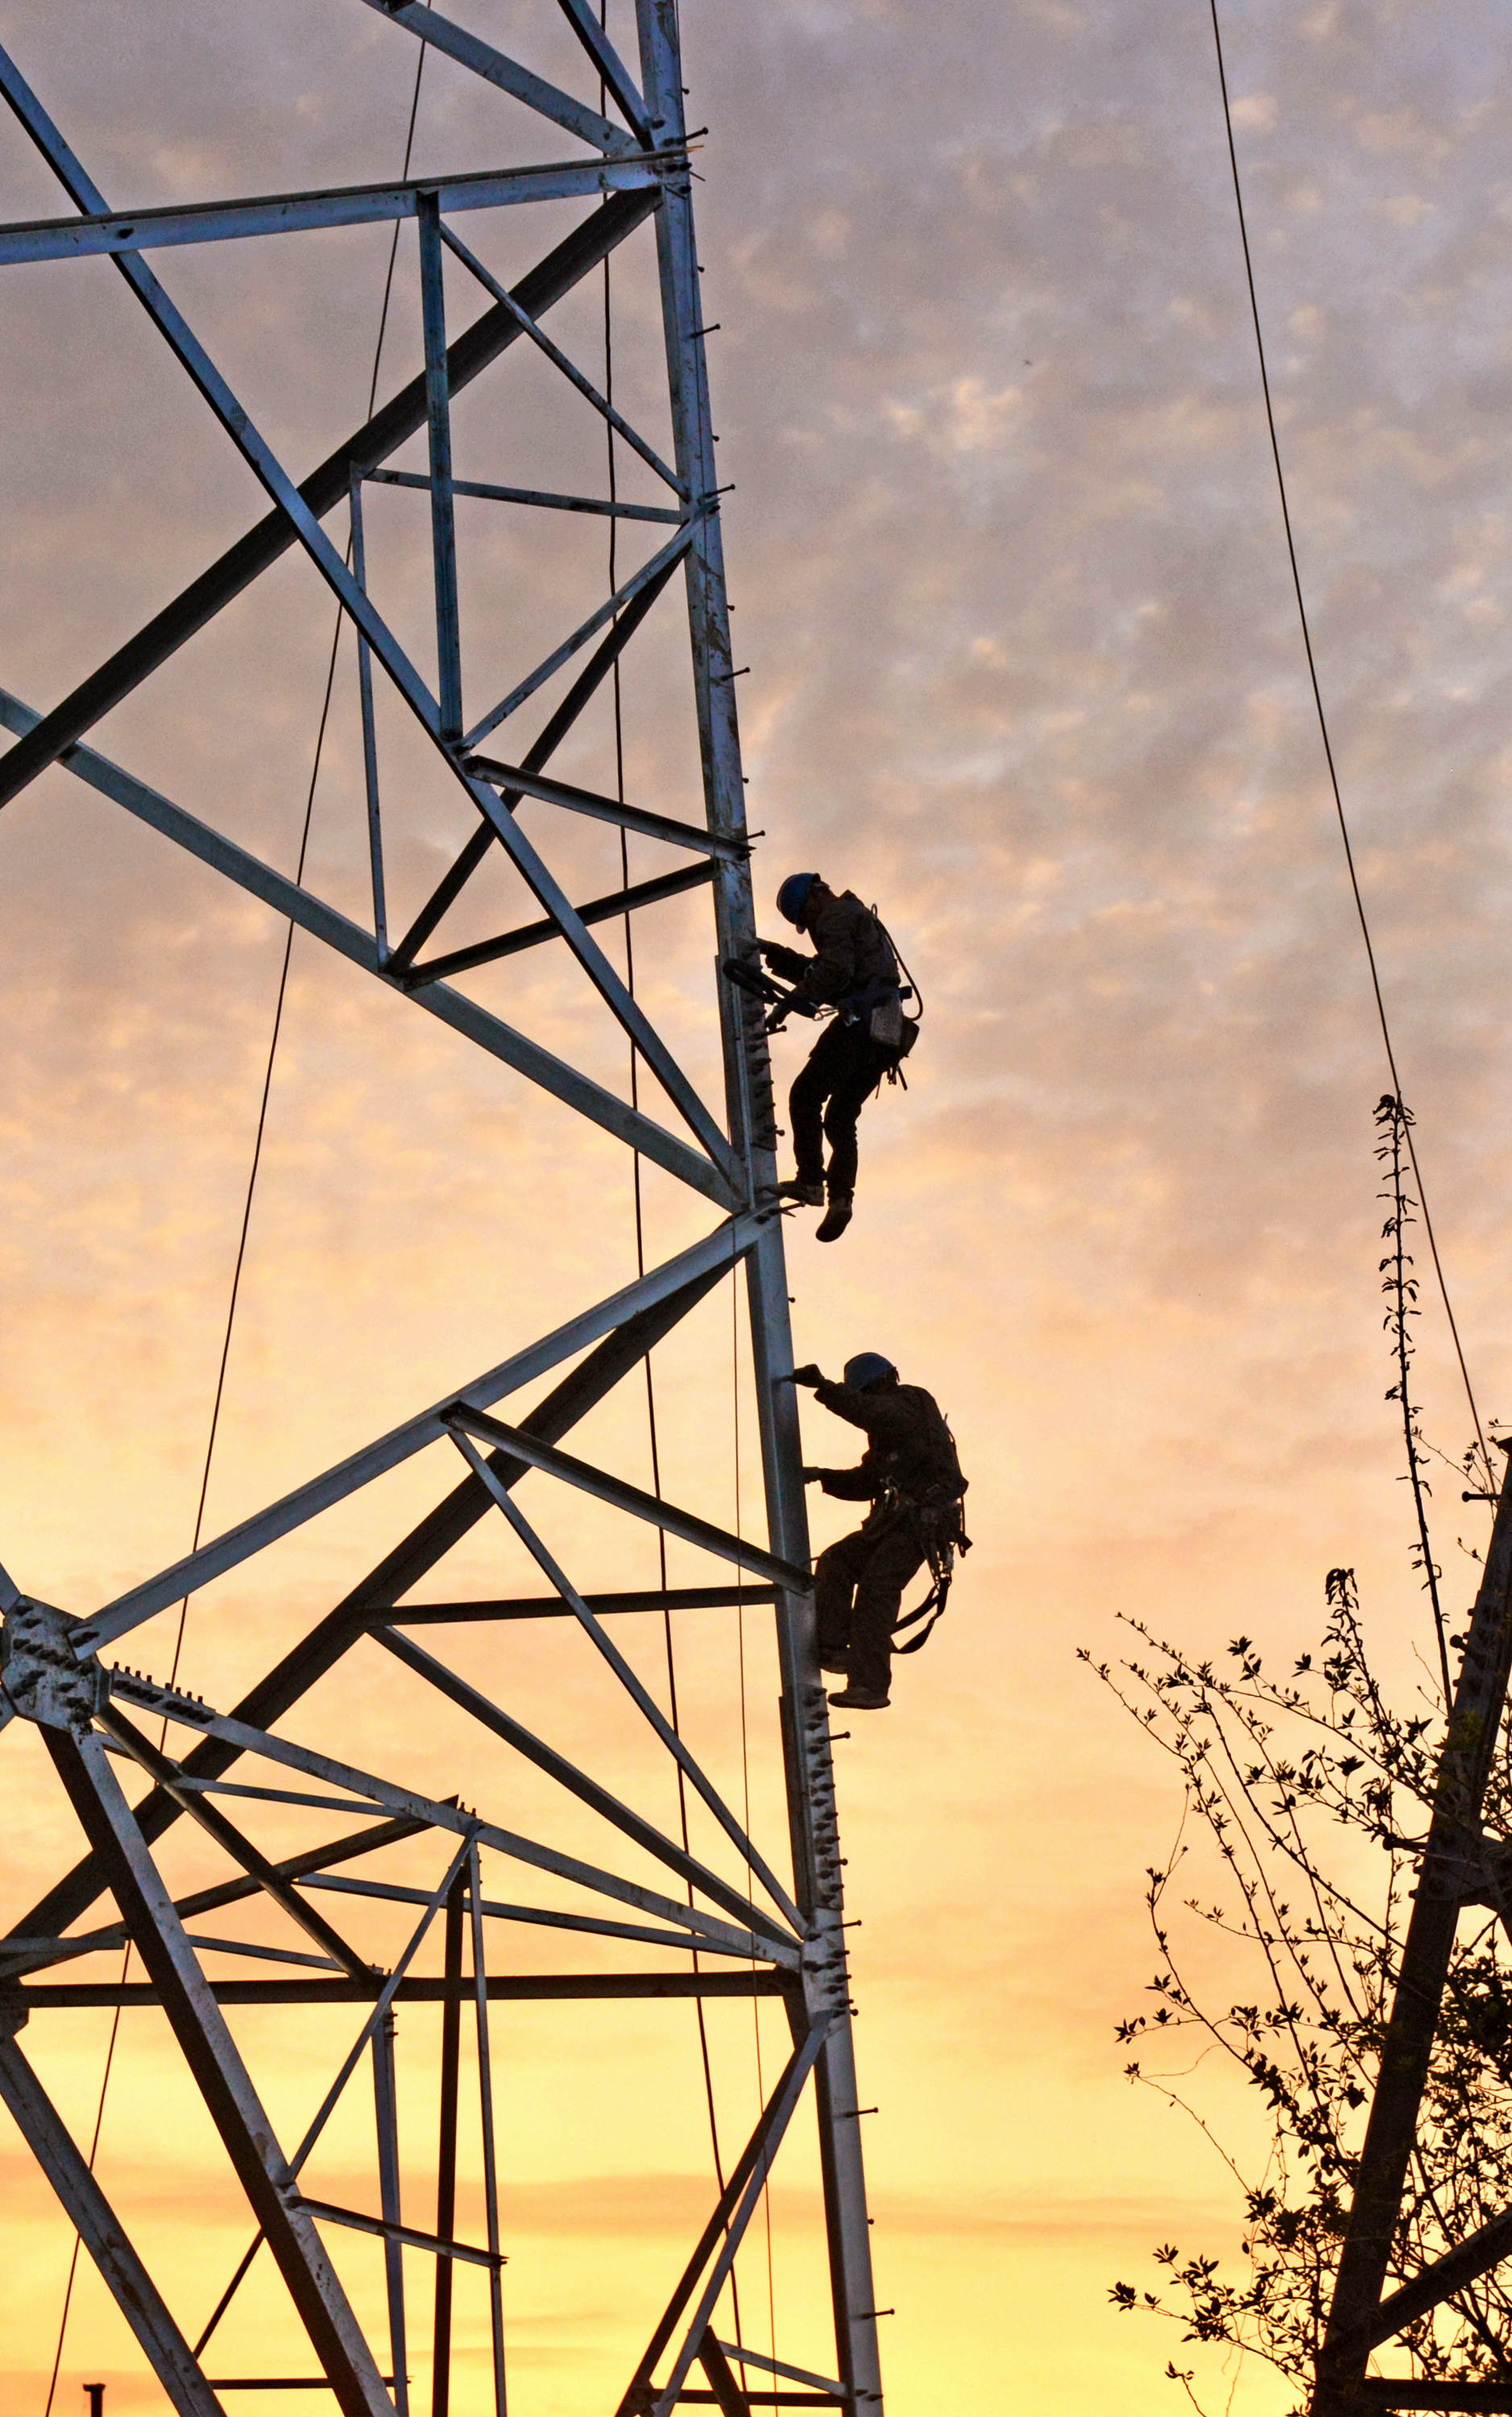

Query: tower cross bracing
[0,6,884,2411]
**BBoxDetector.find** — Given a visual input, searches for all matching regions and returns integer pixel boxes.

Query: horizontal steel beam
[171,1781,404,1816]
[449,1405,810,1591]
[671,2398,842,2410]
[0,155,670,263]
[302,2198,502,2273]
[22,1971,790,2008]
[78,1211,763,1648]
[368,466,682,524]
[379,1585,777,1624]
[465,755,743,860]
[205,2385,398,2398]
[408,860,717,985]
[652,2388,835,2407]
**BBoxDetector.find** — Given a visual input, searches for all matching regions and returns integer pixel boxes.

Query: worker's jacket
[810,1378,965,1515]
[791,890,897,1014]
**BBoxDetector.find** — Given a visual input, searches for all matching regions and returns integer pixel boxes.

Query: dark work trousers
[814,1512,926,1697]
[789,1018,897,1197]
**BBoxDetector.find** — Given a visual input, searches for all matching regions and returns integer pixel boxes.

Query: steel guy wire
[39,35,431,2411]
[731,1262,781,2373]
[599,81,747,2336]
[1208,0,1489,1486]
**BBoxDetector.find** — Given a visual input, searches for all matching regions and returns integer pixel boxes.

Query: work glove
[764,997,818,1035]
[786,1363,823,1388]
[801,1466,826,1484]
[759,939,808,983]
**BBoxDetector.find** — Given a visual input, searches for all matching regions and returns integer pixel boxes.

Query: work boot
[778,1176,824,1208]
[815,1190,853,1244]
[827,1683,889,1710]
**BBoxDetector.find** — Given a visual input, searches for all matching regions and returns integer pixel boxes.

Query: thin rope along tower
[0,7,883,2412]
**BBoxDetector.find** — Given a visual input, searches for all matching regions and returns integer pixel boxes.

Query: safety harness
[721,909,922,1079]
[862,909,923,1087]
[868,1393,971,1658]
[889,1480,971,1656]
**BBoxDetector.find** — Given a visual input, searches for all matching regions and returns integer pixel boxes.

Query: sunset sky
[2,1,1511,2412]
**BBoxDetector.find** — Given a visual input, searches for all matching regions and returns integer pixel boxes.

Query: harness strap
[889,1495,962,1656]
[893,1569,952,1656]
[837,972,906,1022]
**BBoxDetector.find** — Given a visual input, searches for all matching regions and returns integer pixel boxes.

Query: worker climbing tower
[0,6,884,2409]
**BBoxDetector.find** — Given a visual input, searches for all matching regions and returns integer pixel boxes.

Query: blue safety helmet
[777,872,821,927]
[843,1352,897,1393]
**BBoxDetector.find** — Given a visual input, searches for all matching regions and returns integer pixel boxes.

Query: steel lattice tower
[0,7,884,2410]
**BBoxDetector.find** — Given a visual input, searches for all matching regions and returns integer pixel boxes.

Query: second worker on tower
[760,872,913,1243]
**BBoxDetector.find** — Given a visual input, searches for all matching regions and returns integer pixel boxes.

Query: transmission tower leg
[372,2014,410,2417]
[633,0,889,2379]
[627,13,886,2403]
[1314,1449,1512,2411]
[814,2021,885,2407]
[467,1846,509,2417]
[45,1726,392,2417]
[431,1870,466,2417]
[748,1249,885,2404]
[0,2022,221,2417]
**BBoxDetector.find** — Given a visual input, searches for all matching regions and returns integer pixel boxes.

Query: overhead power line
[1207,0,1489,1478]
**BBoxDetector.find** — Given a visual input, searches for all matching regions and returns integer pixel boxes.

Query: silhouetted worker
[760,873,909,1244]
[786,1353,968,1710]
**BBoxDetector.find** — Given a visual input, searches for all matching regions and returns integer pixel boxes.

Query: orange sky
[2,2,1511,2412]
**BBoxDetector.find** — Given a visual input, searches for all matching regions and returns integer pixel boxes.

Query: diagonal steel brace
[44,1726,393,2417]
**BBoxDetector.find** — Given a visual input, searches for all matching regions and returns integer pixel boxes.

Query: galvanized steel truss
[0,7,883,2411]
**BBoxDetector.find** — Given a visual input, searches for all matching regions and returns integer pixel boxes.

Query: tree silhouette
[1086,1098,1510,2412]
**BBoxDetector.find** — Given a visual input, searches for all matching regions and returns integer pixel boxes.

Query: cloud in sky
[2,1,1512,2411]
